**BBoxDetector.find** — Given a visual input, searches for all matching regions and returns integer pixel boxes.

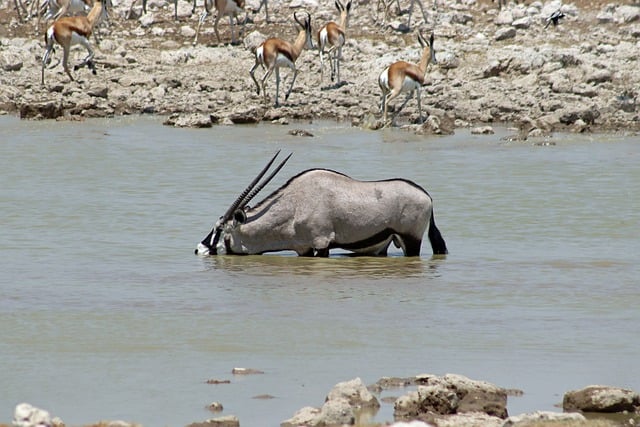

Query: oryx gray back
[195,152,447,257]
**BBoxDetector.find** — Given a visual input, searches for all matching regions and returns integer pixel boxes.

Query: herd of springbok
[17,0,438,126]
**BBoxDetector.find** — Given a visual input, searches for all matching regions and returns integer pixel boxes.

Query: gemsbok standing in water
[378,31,436,126]
[250,12,314,107]
[317,0,352,85]
[195,151,448,257]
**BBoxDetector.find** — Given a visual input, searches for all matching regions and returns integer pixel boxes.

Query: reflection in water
[201,253,445,279]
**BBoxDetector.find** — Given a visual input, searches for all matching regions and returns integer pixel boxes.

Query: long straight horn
[240,152,292,208]
[221,150,282,221]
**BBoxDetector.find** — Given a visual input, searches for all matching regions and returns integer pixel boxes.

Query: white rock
[180,25,196,38]
[503,410,586,426]
[13,403,51,427]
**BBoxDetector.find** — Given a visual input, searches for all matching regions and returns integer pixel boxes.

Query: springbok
[193,0,246,45]
[317,0,351,84]
[195,151,448,257]
[37,0,110,45]
[250,12,314,107]
[39,0,91,25]
[375,0,428,29]
[41,0,102,84]
[378,31,436,126]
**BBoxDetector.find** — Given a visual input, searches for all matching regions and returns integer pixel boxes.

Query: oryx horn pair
[201,150,291,254]
[221,150,293,224]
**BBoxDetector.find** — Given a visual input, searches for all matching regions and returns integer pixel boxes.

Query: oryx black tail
[428,212,448,255]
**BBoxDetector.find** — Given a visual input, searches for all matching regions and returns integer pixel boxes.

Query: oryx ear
[233,209,247,224]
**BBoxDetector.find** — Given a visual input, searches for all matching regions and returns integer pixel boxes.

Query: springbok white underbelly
[275,53,295,69]
[400,76,420,93]
[70,31,89,46]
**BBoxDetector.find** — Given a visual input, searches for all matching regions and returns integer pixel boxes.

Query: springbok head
[294,10,315,50]
[195,151,292,256]
[418,31,436,65]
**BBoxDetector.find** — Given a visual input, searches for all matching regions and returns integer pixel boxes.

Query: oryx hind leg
[393,234,422,257]
[297,248,315,257]
[315,248,329,257]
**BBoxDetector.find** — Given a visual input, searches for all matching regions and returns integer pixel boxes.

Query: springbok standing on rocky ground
[317,0,351,85]
[193,0,246,45]
[378,31,436,126]
[250,12,314,107]
[375,0,429,30]
[41,0,102,84]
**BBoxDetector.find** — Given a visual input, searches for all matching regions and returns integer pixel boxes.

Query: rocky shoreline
[8,374,640,426]
[1,0,639,135]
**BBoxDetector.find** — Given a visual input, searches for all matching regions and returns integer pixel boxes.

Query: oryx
[195,151,448,257]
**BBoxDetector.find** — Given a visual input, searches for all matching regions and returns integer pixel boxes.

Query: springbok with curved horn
[250,12,314,107]
[41,0,103,85]
[317,0,351,84]
[378,31,436,126]
[195,151,448,257]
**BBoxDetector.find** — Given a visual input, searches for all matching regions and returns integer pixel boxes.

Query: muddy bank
[0,0,639,134]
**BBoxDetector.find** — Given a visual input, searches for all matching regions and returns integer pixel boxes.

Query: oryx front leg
[312,234,333,257]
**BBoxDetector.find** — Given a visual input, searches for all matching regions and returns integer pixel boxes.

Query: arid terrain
[0,0,639,134]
